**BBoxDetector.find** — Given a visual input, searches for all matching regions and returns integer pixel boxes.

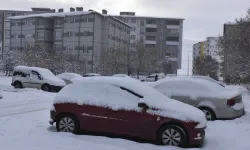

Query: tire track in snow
[0,101,51,117]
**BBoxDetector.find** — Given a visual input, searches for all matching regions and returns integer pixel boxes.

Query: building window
[146,44,156,49]
[85,31,93,36]
[64,19,68,24]
[167,29,179,34]
[70,18,74,24]
[37,31,44,38]
[131,27,136,31]
[131,18,136,23]
[166,45,178,50]
[146,28,157,32]
[55,31,62,39]
[131,35,136,40]
[11,22,16,26]
[146,36,156,41]
[69,31,74,37]
[146,19,157,24]
[88,18,94,22]
[166,37,179,42]
[166,20,180,25]
[140,20,144,26]
[55,19,63,25]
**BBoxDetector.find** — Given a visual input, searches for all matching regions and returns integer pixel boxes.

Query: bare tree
[219,8,250,83]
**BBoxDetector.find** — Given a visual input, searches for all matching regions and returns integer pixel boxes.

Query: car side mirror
[39,76,43,80]
[138,102,149,110]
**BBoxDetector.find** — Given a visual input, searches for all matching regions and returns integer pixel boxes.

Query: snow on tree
[219,8,250,83]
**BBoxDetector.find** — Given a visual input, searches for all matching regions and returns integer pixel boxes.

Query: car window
[13,71,27,77]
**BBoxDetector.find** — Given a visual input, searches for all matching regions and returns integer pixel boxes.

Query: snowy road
[1,76,250,150]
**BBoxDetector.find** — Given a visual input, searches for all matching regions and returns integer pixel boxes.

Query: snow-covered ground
[1,76,250,150]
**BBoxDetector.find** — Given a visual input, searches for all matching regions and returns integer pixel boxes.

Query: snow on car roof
[55,76,207,126]
[152,77,241,99]
[57,73,82,81]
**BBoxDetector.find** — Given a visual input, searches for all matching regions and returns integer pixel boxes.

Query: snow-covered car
[112,74,135,80]
[56,73,83,84]
[225,85,249,95]
[190,76,226,87]
[50,77,206,148]
[82,73,101,77]
[151,77,245,121]
[141,73,165,82]
[11,66,66,92]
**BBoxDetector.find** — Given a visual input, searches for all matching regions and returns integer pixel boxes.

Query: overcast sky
[1,0,249,74]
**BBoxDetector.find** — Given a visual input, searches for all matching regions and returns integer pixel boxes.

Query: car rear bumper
[49,119,54,125]
[217,106,245,119]
[49,110,56,125]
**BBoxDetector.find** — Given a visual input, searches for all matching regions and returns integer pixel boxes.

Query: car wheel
[200,108,216,121]
[41,84,51,92]
[14,81,22,89]
[56,114,80,134]
[158,125,187,148]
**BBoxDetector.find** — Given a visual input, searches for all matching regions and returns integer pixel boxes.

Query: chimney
[102,9,107,15]
[88,9,94,12]
[58,8,64,12]
[70,7,75,12]
[76,7,83,11]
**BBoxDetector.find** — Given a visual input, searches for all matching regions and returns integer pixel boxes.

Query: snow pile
[152,77,241,100]
[55,77,207,127]
[14,66,66,86]
[56,73,82,82]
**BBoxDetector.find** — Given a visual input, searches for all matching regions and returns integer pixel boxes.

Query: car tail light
[227,99,236,107]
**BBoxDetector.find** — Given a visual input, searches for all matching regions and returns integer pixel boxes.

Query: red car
[50,77,207,147]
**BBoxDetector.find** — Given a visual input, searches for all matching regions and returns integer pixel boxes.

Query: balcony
[145,40,156,44]
[166,25,180,29]
[166,41,179,45]
[145,24,157,28]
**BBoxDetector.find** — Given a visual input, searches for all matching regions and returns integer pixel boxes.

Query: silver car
[151,77,245,120]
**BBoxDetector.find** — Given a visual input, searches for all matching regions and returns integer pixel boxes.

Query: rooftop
[112,14,184,20]
[8,10,131,27]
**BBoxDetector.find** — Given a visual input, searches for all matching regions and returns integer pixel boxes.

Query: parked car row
[9,66,247,148]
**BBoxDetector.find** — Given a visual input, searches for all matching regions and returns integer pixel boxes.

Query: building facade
[8,9,131,74]
[0,8,55,58]
[113,12,184,74]
[192,37,224,81]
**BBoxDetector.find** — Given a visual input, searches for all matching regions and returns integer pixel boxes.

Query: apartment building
[193,37,224,81]
[0,8,55,58]
[8,8,131,74]
[113,12,184,74]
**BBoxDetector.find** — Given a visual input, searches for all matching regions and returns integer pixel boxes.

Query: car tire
[157,124,187,148]
[56,114,80,134]
[200,107,216,121]
[41,84,51,92]
[14,81,23,89]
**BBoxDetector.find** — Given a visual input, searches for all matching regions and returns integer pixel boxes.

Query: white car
[11,66,66,92]
[141,73,165,82]
[57,73,83,84]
